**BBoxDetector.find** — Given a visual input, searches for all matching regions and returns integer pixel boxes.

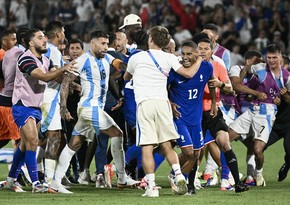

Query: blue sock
[25,150,39,184]
[95,134,109,174]
[154,153,164,171]
[8,147,25,179]
[137,155,144,179]
[125,144,142,164]
[221,151,230,180]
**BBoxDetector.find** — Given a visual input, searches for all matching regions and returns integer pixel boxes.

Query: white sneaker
[78,169,90,185]
[95,174,106,188]
[4,181,26,192]
[117,175,140,189]
[175,174,188,195]
[167,175,178,193]
[91,172,97,183]
[50,181,73,194]
[220,179,234,191]
[194,177,204,190]
[255,174,266,187]
[142,186,159,197]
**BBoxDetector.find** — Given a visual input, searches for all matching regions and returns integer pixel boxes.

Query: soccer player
[198,37,249,193]
[124,26,202,197]
[229,50,265,185]
[50,30,140,194]
[0,28,27,149]
[168,40,216,195]
[4,28,75,193]
[63,38,84,184]
[41,21,67,185]
[229,44,290,186]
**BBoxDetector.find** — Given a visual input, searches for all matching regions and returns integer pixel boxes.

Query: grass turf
[0,140,289,205]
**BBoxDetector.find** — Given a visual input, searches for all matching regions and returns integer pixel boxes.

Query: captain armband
[111,59,122,73]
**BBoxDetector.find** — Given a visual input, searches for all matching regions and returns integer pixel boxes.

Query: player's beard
[35,46,48,54]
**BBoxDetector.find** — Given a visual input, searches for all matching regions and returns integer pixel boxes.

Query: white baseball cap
[119,14,142,29]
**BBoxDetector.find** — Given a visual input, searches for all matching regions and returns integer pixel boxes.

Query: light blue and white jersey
[75,52,114,109]
[43,42,63,103]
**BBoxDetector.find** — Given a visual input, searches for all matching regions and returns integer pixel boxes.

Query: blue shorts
[176,123,204,150]
[204,130,215,145]
[12,105,42,128]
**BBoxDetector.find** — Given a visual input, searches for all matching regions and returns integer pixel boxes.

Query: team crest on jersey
[180,134,185,143]
[200,74,203,82]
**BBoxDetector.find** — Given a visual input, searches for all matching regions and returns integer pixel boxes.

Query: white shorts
[72,106,117,141]
[41,100,62,132]
[230,104,277,143]
[219,101,239,126]
[136,99,179,146]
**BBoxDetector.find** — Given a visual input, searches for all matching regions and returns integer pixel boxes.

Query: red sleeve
[169,0,184,17]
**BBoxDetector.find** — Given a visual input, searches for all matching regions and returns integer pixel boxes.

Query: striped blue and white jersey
[43,42,63,103]
[75,52,114,109]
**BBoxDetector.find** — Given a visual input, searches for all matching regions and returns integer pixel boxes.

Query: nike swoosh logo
[178,81,185,84]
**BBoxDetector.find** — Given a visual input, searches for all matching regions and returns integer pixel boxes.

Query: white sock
[146,173,156,189]
[172,164,182,177]
[246,154,256,177]
[111,137,125,181]
[45,159,56,184]
[37,161,44,173]
[255,168,263,177]
[36,146,45,160]
[53,145,75,184]
[204,152,219,175]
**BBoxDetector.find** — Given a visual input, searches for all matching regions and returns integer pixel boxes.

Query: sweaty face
[91,37,108,59]
[32,31,48,54]
[267,52,281,70]
[69,43,83,60]
[181,46,199,68]
[198,42,213,61]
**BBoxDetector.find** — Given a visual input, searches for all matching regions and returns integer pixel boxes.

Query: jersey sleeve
[127,54,136,75]
[46,47,63,67]
[18,56,38,75]
[229,65,241,77]
[169,54,182,71]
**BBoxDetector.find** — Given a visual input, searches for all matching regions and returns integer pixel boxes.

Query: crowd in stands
[0,0,290,62]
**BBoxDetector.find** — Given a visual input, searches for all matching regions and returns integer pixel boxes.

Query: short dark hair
[107,32,116,46]
[90,30,109,40]
[193,32,210,44]
[197,38,213,49]
[44,21,64,39]
[203,23,219,33]
[0,29,15,40]
[266,44,281,54]
[244,50,262,60]
[147,26,171,48]
[24,28,41,47]
[134,30,148,47]
[16,27,29,45]
[67,38,84,49]
[181,40,197,49]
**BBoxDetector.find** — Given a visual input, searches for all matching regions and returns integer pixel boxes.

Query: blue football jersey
[168,61,213,125]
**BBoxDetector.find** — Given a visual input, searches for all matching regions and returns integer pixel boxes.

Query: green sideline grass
[0,140,289,205]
